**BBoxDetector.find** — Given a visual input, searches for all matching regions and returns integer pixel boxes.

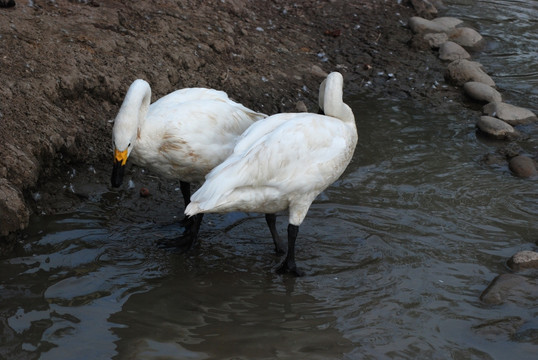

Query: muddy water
[1,2,537,359]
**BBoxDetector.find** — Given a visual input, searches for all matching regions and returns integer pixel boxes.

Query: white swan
[111,79,267,246]
[185,72,357,275]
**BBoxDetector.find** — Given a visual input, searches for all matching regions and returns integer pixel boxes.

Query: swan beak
[111,148,128,187]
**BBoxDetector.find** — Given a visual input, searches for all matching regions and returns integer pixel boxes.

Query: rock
[448,27,484,48]
[482,102,538,126]
[424,32,448,48]
[295,101,308,112]
[444,59,495,86]
[508,155,538,178]
[0,179,30,236]
[463,81,502,103]
[310,65,328,78]
[408,16,447,33]
[482,152,506,166]
[139,187,151,197]
[431,17,463,29]
[410,0,438,19]
[480,273,537,305]
[472,317,526,340]
[476,116,516,139]
[498,143,523,158]
[508,250,538,271]
[439,41,471,61]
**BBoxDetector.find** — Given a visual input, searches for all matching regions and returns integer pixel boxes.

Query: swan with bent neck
[185,72,358,276]
[111,79,266,247]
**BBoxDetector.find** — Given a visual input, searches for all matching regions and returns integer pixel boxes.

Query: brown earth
[0,0,453,251]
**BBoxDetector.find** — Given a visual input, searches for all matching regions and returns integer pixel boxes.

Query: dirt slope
[0,0,444,248]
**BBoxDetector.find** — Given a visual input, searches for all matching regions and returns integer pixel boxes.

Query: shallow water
[1,1,537,359]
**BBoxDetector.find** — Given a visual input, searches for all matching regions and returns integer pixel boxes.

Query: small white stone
[483,102,537,125]
[508,250,538,270]
[445,59,495,86]
[463,82,502,103]
[431,17,463,30]
[448,27,483,48]
[476,115,515,138]
[439,41,470,61]
[424,32,448,48]
[409,16,448,33]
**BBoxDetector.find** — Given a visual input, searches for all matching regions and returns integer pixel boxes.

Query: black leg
[276,224,305,277]
[178,181,191,226]
[159,213,204,252]
[180,181,191,205]
[183,213,203,240]
[265,213,285,254]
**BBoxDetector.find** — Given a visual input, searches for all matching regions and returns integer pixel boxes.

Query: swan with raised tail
[185,72,357,276]
[111,79,267,246]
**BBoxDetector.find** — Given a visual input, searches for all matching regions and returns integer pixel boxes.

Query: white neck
[113,79,152,151]
[320,72,355,125]
[120,79,151,129]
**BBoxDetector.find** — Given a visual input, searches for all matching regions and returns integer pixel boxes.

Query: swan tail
[185,202,202,217]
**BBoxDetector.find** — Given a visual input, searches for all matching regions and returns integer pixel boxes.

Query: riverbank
[0,0,454,250]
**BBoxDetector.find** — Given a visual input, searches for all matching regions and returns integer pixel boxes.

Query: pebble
[410,0,438,18]
[498,143,523,158]
[463,81,502,103]
[424,32,448,48]
[438,41,470,61]
[476,115,515,139]
[409,16,448,33]
[508,155,538,178]
[431,16,463,30]
[444,59,495,86]
[139,187,151,197]
[310,64,328,78]
[482,102,538,126]
[507,250,538,271]
[448,27,484,48]
[480,273,537,305]
[295,101,308,113]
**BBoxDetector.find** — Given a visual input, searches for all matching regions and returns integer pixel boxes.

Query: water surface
[1,1,537,359]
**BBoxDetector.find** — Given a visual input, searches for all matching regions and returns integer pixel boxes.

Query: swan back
[185,72,358,225]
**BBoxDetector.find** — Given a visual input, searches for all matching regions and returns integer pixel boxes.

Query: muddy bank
[0,0,451,250]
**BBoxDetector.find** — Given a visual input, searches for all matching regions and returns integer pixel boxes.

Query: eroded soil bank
[0,0,449,251]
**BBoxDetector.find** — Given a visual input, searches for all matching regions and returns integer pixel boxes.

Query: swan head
[111,132,136,188]
[111,79,151,187]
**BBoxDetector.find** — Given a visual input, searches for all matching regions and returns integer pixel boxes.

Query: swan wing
[188,113,356,213]
[137,98,266,181]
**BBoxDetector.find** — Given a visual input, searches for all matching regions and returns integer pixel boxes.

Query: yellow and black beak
[111,148,128,188]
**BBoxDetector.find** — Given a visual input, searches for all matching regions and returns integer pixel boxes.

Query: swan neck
[119,80,151,130]
[134,82,151,128]
[322,73,355,125]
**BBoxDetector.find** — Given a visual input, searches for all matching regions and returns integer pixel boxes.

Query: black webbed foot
[158,213,203,253]
[157,231,197,253]
[275,259,305,277]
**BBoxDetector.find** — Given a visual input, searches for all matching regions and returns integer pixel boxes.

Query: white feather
[112,79,267,183]
[185,72,357,226]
